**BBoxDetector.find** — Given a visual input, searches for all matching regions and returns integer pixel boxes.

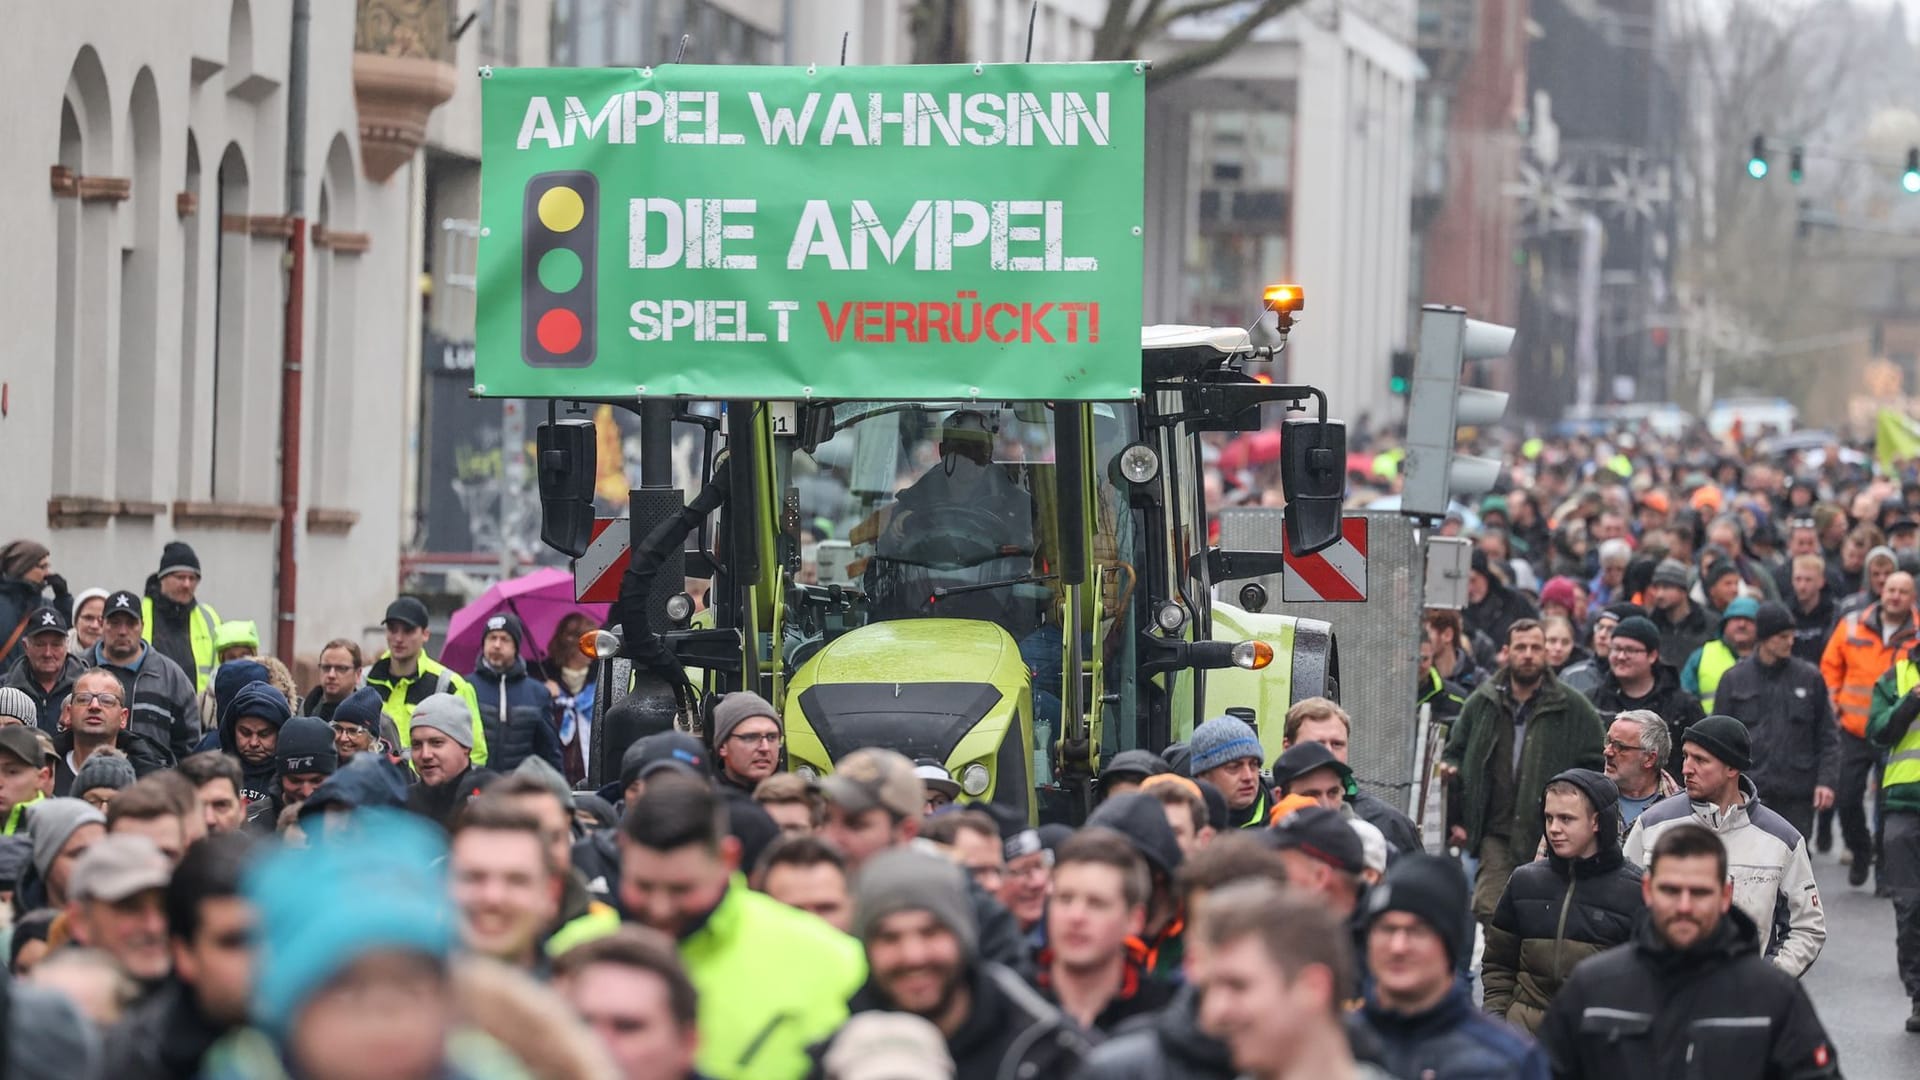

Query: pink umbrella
[438,567,609,675]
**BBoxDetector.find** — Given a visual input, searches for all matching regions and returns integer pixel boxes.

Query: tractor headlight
[1154,601,1188,634]
[1119,442,1161,485]
[959,763,991,797]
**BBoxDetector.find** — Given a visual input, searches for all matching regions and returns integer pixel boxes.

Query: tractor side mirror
[537,419,598,557]
[1281,416,1346,556]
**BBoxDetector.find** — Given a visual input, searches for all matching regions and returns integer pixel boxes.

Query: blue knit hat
[1187,715,1264,775]
[213,660,271,728]
[331,687,384,732]
[246,809,453,1039]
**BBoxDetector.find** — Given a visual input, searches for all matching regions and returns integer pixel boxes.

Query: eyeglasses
[318,664,356,675]
[1609,645,1648,658]
[330,722,371,736]
[70,692,122,707]
[1605,738,1646,755]
[728,732,783,747]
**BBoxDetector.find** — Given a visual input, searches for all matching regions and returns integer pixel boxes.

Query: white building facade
[0,0,426,656]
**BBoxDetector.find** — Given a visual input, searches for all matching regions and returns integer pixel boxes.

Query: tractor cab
[548,298,1344,825]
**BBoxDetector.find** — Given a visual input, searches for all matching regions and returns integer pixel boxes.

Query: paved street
[1802,849,1912,1078]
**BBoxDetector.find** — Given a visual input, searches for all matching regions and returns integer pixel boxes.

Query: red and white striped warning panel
[1282,516,1368,602]
[574,518,629,603]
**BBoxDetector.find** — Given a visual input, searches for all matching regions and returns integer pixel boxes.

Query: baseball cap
[383,597,430,630]
[820,748,924,820]
[69,834,172,903]
[1271,740,1355,794]
[1102,749,1170,785]
[913,760,961,801]
[0,727,45,768]
[619,731,710,787]
[1266,806,1367,876]
[820,1011,954,1080]
[103,591,142,622]
[22,606,68,640]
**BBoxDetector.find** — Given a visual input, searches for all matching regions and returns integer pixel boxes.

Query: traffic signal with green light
[1747,135,1768,180]
[1904,148,1920,195]
[1390,350,1413,396]
[522,170,598,367]
[1790,147,1804,185]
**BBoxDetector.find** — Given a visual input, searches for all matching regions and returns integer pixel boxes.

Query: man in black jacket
[1484,769,1644,1033]
[1784,553,1839,666]
[2,605,84,730]
[1538,823,1839,1078]
[404,693,498,828]
[1586,616,1706,778]
[53,668,174,795]
[1712,603,1839,838]
[839,847,1089,1080]
[1464,550,1539,653]
[99,832,256,1078]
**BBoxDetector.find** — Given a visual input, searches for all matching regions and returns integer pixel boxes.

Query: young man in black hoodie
[840,847,1089,1080]
[1483,769,1645,1033]
[1033,827,1173,1033]
[1085,791,1187,982]
[216,682,289,816]
[1537,824,1840,1078]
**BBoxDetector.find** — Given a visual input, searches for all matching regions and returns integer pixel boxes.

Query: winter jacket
[299,686,350,722]
[1819,601,1914,737]
[845,961,1087,1080]
[1622,775,1825,977]
[469,658,564,775]
[88,642,201,763]
[1555,657,1605,700]
[1465,585,1538,658]
[1070,984,1228,1080]
[1442,672,1606,860]
[1648,603,1713,675]
[361,653,490,766]
[51,729,174,796]
[1352,789,1423,857]
[1865,653,1920,817]
[1033,939,1173,1035]
[141,591,221,693]
[405,765,500,829]
[1583,663,1705,779]
[98,976,231,1080]
[0,575,54,671]
[1353,978,1550,1080]
[217,682,290,811]
[1419,668,1469,723]
[1713,653,1840,804]
[1,652,84,731]
[1787,590,1837,666]
[1483,769,1645,1033]
[1434,645,1486,695]
[1535,906,1841,1080]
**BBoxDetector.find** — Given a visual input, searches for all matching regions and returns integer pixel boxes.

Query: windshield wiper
[931,573,1059,600]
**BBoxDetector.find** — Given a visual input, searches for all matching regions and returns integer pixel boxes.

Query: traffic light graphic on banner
[522,171,598,367]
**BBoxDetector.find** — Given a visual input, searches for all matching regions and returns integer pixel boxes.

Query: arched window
[177,132,204,498]
[52,47,113,498]
[311,135,362,509]
[211,143,250,500]
[117,68,162,504]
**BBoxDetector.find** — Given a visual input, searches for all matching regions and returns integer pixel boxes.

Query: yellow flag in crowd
[1876,409,1920,475]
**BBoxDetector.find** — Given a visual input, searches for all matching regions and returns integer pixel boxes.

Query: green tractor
[543,314,1344,824]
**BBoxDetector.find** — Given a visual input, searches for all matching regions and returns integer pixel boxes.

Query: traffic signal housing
[1747,135,1768,180]
[1390,350,1414,396]
[1904,148,1920,194]
[1400,305,1513,518]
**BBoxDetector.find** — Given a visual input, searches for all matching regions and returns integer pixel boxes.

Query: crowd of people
[0,416,1909,1079]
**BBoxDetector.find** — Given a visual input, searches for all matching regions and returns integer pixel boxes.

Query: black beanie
[482,612,526,654]
[1365,853,1475,971]
[1611,615,1661,653]
[277,716,339,776]
[1684,714,1752,771]
[159,541,202,578]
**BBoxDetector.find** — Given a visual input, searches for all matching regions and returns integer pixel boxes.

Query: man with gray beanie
[20,796,106,912]
[836,847,1089,1080]
[1647,557,1712,665]
[404,692,498,828]
[710,691,783,796]
[1186,714,1269,829]
[1624,714,1826,976]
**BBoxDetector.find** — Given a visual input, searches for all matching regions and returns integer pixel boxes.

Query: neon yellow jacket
[550,876,865,1080]
[142,597,221,692]
[3,790,44,835]
[361,654,489,766]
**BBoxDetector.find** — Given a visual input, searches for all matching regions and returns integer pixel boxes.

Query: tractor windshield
[788,402,1058,644]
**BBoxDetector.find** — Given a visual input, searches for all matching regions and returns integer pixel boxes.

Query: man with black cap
[1086,791,1187,982]
[2,604,85,729]
[1646,557,1713,667]
[1272,741,1353,815]
[1624,714,1825,976]
[270,716,338,817]
[54,667,172,796]
[469,611,562,774]
[1352,854,1548,1078]
[89,589,200,763]
[1587,614,1706,777]
[1099,749,1168,801]
[362,595,488,765]
[1281,697,1422,858]
[0,725,52,835]
[142,541,222,694]
[404,692,499,828]
[1712,601,1838,838]
[1267,806,1368,922]
[709,691,783,796]
[1484,769,1645,1033]
[571,729,715,900]
[1441,619,1606,924]
[837,847,1089,1080]
[1538,825,1841,1077]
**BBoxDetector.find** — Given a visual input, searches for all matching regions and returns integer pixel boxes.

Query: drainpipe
[276,0,310,661]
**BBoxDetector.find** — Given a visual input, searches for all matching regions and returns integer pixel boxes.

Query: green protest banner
[475,63,1144,401]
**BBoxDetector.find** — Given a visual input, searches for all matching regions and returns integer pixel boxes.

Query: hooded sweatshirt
[219,683,291,809]
[1482,769,1646,1033]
